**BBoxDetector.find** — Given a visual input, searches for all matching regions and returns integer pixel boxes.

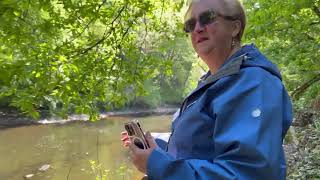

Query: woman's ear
[231,20,241,38]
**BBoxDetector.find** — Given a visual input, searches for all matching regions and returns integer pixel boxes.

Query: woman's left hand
[126,131,158,174]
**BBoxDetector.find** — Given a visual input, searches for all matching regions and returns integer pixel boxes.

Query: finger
[121,131,128,138]
[121,136,129,142]
[123,140,131,147]
[145,131,157,148]
[128,140,139,153]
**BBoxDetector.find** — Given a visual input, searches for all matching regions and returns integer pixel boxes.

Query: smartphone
[124,120,150,149]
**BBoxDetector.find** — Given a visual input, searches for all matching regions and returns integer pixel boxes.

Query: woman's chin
[197,47,214,57]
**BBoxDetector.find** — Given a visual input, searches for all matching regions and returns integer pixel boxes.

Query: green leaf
[13,11,20,17]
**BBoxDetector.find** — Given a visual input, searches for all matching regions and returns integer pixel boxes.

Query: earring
[231,38,236,47]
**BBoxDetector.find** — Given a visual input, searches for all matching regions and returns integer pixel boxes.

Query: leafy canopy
[0,0,185,119]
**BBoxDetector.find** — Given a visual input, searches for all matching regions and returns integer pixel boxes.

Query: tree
[243,0,320,105]
[0,0,185,119]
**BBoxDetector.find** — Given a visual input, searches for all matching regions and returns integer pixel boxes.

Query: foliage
[89,160,133,180]
[1,0,319,119]
[129,36,197,108]
[0,0,185,119]
[243,0,320,105]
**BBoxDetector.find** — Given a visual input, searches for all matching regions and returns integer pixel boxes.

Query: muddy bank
[0,110,39,128]
[0,108,178,129]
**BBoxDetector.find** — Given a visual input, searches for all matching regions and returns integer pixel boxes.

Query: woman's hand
[121,131,158,173]
[121,131,130,145]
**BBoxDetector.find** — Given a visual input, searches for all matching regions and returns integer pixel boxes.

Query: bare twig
[66,166,72,180]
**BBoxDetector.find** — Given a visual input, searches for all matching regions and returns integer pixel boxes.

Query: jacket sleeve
[146,67,287,180]
[153,133,171,151]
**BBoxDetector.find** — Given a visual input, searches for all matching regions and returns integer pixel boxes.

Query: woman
[121,0,292,179]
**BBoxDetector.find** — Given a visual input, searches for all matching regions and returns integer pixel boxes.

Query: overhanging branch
[68,0,107,44]
[73,4,127,56]
[291,73,320,100]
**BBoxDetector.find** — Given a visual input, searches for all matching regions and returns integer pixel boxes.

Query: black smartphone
[124,120,150,149]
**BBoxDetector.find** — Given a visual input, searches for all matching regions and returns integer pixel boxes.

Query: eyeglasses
[183,9,236,33]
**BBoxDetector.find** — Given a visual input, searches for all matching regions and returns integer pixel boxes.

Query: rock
[24,174,34,179]
[38,164,50,172]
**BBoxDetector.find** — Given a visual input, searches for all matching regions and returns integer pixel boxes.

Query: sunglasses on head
[184,9,236,33]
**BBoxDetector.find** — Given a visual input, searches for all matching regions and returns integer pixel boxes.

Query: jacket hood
[225,44,282,81]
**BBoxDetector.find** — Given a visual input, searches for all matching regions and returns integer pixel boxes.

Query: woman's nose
[193,21,205,33]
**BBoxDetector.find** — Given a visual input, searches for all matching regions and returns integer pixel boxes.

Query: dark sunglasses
[184,9,236,33]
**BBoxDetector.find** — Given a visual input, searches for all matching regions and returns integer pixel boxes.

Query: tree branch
[310,21,320,26]
[68,0,107,43]
[291,73,320,100]
[120,20,136,42]
[74,4,127,56]
[79,36,107,55]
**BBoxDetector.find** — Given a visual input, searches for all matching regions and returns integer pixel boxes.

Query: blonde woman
[122,0,292,179]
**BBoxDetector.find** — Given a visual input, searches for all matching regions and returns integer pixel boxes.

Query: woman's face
[188,0,234,57]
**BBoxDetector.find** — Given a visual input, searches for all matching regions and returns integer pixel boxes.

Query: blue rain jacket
[147,44,293,180]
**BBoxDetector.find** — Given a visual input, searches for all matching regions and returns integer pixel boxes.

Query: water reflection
[0,115,171,180]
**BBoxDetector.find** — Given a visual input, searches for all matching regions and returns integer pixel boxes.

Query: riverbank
[0,107,178,129]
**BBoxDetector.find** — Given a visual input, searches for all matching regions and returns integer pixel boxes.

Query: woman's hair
[185,0,246,42]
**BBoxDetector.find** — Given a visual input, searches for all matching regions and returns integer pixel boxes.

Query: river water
[0,115,172,180]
